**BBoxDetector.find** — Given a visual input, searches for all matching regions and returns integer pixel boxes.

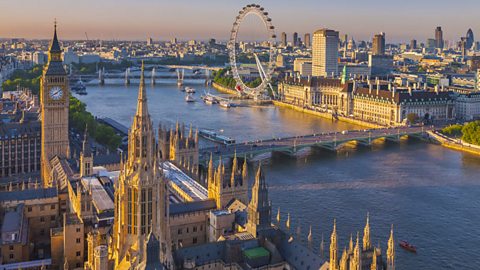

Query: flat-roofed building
[312,29,339,77]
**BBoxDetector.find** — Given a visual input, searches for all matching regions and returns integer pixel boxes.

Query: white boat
[219,100,231,108]
[185,87,196,93]
[185,93,195,102]
[202,95,217,105]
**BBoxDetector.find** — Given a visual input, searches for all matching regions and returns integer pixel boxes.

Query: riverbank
[272,101,383,129]
[212,82,241,96]
[427,130,480,155]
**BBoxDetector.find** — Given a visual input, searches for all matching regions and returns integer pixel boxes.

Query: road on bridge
[199,126,432,162]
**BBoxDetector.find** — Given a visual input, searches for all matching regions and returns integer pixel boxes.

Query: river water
[76,78,480,270]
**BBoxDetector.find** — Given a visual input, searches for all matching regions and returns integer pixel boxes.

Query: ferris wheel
[228,4,277,98]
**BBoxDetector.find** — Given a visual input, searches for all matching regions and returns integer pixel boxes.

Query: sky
[1,0,480,43]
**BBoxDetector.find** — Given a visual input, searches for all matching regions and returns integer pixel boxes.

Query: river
[76,78,480,269]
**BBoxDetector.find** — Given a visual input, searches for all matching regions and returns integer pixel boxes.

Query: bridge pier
[151,67,156,85]
[177,69,184,87]
[125,68,130,86]
[98,68,105,85]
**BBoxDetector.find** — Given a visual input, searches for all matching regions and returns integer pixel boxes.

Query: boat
[72,80,87,95]
[199,129,236,145]
[202,95,218,105]
[399,241,417,253]
[185,87,196,93]
[219,100,231,108]
[185,93,195,103]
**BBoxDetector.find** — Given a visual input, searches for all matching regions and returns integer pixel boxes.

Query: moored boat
[399,240,417,253]
[185,93,195,102]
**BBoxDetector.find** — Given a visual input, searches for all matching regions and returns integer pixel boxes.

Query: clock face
[49,86,63,100]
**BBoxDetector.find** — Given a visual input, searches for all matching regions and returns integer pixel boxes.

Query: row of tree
[69,96,122,151]
[441,121,480,146]
[1,65,43,93]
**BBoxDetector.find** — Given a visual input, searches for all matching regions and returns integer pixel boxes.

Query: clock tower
[41,22,70,185]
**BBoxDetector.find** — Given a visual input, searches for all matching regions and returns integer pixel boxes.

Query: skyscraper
[372,32,385,55]
[410,39,417,50]
[293,32,298,47]
[466,28,474,50]
[281,32,287,47]
[435,26,444,50]
[312,28,339,77]
[304,33,311,48]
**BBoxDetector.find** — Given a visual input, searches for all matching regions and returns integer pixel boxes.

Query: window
[51,204,55,210]
[178,229,182,235]
[40,217,45,222]
[193,226,197,232]
[76,238,81,243]
[9,254,14,259]
[9,245,14,250]
[27,206,32,212]
[51,215,55,221]
[193,237,197,244]
[40,229,45,236]
[76,228,81,233]
[76,251,81,257]
[40,205,44,211]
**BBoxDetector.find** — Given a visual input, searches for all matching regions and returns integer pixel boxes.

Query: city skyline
[1,0,480,43]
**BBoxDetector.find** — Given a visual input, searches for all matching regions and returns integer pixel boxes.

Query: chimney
[435,85,439,95]
[308,75,311,82]
[423,82,427,90]
[392,86,396,98]
[388,82,392,91]
[369,83,373,94]
[376,79,380,93]
[406,80,410,88]
[408,87,412,96]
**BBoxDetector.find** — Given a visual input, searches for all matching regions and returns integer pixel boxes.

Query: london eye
[228,4,277,99]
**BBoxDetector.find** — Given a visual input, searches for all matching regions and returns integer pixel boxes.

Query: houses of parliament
[0,25,397,270]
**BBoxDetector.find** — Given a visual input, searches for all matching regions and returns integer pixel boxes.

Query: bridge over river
[199,126,431,165]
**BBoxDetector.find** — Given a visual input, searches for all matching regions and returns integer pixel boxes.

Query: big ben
[41,22,70,185]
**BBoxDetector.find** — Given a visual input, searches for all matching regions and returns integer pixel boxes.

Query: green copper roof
[243,247,270,259]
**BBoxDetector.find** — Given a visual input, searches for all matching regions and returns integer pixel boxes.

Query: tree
[441,124,463,137]
[406,113,419,124]
[461,121,480,146]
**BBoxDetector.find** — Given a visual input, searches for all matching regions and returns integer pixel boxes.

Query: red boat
[399,240,417,253]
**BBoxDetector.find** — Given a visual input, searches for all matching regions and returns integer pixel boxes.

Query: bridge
[198,126,431,165]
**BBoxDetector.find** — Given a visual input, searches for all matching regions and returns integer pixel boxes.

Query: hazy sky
[1,0,479,43]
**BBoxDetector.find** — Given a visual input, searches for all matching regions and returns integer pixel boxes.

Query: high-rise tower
[372,33,385,55]
[435,26,444,50]
[41,22,70,185]
[281,32,287,47]
[304,33,311,48]
[245,164,272,238]
[293,32,298,47]
[112,62,171,269]
[466,28,474,50]
[312,29,339,77]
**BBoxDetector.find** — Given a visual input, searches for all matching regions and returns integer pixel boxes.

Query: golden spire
[320,233,324,258]
[348,233,354,254]
[286,213,291,230]
[135,61,148,118]
[276,207,281,224]
[307,225,313,249]
[363,212,371,251]
[353,232,361,270]
[329,219,338,270]
[339,247,348,270]
[242,155,248,182]
[230,150,237,187]
[387,224,395,270]
[188,124,193,139]
[371,247,377,270]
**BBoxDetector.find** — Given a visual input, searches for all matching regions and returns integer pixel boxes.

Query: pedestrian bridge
[199,126,430,165]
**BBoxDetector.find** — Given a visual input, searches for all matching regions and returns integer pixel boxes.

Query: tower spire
[245,163,271,237]
[49,19,61,53]
[387,224,395,270]
[329,219,338,270]
[276,207,281,224]
[363,212,371,251]
[135,61,148,118]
